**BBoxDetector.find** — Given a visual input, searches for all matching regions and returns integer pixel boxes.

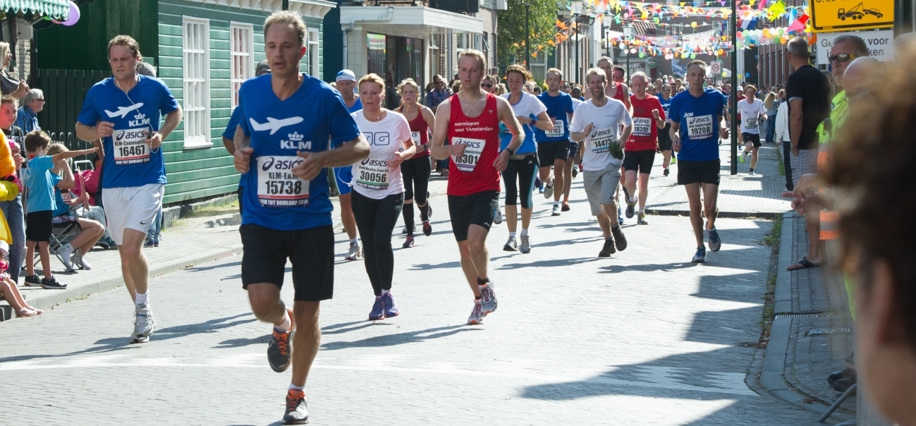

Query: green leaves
[496,0,560,70]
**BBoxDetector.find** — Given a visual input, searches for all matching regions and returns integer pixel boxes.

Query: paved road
[1,151,822,425]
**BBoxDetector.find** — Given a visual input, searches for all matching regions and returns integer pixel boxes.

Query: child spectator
[21,130,96,289]
[46,143,106,270]
[0,239,42,317]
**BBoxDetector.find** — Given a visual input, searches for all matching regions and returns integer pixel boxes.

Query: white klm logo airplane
[250,117,304,135]
[105,103,144,119]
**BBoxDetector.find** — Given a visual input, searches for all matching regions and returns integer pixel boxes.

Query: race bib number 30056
[686,115,714,140]
[113,127,151,165]
[257,156,310,207]
[356,158,390,190]
[452,137,485,172]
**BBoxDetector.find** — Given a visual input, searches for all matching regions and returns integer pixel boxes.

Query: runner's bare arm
[76,121,114,141]
[292,135,370,182]
[670,121,681,152]
[496,96,524,154]
[430,100,460,160]
[718,114,728,139]
[158,107,183,141]
[421,106,436,150]
[532,111,554,132]
[222,137,235,156]
[91,138,104,161]
[619,123,633,145]
[389,136,416,169]
[621,83,632,110]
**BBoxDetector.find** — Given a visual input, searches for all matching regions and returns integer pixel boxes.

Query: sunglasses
[481,84,493,88]
[828,53,856,63]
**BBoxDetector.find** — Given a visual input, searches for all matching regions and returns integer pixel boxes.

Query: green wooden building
[35,0,335,205]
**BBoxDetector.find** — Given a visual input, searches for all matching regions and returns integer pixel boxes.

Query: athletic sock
[520,228,529,237]
[402,203,415,234]
[381,289,390,296]
[289,383,304,391]
[350,238,358,245]
[477,277,489,285]
[508,232,516,239]
[135,292,149,306]
[553,201,559,206]
[276,310,292,333]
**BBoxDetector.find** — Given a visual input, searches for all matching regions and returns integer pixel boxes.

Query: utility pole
[282,0,288,10]
[525,2,530,69]
[730,0,738,174]
[575,17,580,85]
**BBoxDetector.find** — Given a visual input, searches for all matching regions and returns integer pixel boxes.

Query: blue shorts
[334,166,352,196]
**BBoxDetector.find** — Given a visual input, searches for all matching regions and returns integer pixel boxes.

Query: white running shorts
[102,183,164,245]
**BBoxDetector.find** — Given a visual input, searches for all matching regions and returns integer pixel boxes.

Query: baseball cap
[336,69,356,82]
[737,86,744,91]
[255,59,271,76]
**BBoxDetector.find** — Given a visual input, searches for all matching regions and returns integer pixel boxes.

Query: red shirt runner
[611,82,628,105]
[627,95,665,151]
[447,93,501,196]
[403,108,430,159]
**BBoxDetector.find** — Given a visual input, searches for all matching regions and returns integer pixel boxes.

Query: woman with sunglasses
[481,75,497,94]
[350,73,416,321]
[657,83,675,177]
[395,78,436,248]
[499,64,552,253]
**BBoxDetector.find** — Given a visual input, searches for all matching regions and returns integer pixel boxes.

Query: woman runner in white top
[350,73,415,321]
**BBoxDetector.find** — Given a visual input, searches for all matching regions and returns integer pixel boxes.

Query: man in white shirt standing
[570,68,632,258]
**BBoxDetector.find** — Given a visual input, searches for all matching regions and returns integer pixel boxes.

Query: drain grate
[774,311,835,320]
[805,328,852,337]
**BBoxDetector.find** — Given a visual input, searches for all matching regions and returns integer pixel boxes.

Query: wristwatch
[505,147,516,156]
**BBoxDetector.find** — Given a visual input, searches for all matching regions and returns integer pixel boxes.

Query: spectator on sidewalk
[46,143,106,270]
[815,41,916,425]
[15,89,43,134]
[0,42,28,99]
[0,96,25,284]
[784,36,830,271]
[0,240,43,317]
[21,130,97,288]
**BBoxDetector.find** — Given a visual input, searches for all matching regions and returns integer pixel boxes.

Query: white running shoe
[345,242,361,261]
[493,208,503,225]
[131,304,156,344]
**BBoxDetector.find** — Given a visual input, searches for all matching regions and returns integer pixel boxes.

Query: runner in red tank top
[394,78,437,248]
[622,72,666,225]
[596,56,632,111]
[430,49,524,325]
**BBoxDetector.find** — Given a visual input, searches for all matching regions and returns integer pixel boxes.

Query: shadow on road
[321,325,478,350]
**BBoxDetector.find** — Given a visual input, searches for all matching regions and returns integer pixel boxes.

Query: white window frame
[308,28,320,77]
[182,16,212,149]
[230,22,254,110]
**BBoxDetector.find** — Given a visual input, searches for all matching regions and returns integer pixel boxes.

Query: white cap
[336,69,356,82]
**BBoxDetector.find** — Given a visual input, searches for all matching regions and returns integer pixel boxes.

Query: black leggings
[400,156,431,234]
[351,190,404,295]
[501,154,539,209]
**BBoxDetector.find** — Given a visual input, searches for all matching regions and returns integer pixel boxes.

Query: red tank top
[401,106,430,159]
[612,82,628,105]
[627,95,662,151]
[447,93,501,196]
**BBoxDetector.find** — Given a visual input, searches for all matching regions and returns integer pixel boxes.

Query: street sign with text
[811,0,894,32]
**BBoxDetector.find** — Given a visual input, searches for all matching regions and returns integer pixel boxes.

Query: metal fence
[35,69,111,142]
[47,130,95,167]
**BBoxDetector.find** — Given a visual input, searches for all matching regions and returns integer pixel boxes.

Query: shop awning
[0,0,70,19]
[341,5,483,37]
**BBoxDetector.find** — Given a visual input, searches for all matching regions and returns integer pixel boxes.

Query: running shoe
[739,151,747,163]
[503,236,517,251]
[268,309,294,371]
[427,204,433,219]
[519,236,531,253]
[551,204,561,216]
[24,274,42,286]
[617,205,624,225]
[131,303,156,344]
[544,179,554,199]
[572,167,578,178]
[345,242,361,261]
[561,202,570,212]
[401,225,416,235]
[369,297,385,321]
[382,292,399,318]
[598,238,616,257]
[283,389,309,425]
[58,243,75,271]
[480,284,498,314]
[40,277,67,289]
[422,220,432,237]
[663,167,669,177]
[638,212,648,225]
[692,246,707,263]
[707,225,722,252]
[144,240,156,248]
[748,169,756,176]
[493,208,503,225]
[671,156,677,165]
[402,236,415,248]
[611,226,628,251]
[468,302,485,325]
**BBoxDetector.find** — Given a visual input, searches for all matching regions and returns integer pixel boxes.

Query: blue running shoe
[382,292,399,318]
[706,224,722,252]
[692,246,707,263]
[369,297,385,320]
[618,205,625,225]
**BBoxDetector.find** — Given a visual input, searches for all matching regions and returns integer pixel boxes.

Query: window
[308,29,319,77]
[182,17,211,149]
[230,22,254,109]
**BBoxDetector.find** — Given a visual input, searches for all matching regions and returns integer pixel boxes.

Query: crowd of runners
[72,10,742,424]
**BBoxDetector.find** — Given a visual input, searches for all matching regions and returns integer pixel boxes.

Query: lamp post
[571,0,583,84]
[525,2,530,69]
[623,24,634,82]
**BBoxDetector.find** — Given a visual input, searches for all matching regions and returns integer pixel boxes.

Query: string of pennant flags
[524,0,813,58]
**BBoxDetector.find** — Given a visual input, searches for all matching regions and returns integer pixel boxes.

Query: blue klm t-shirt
[77,75,180,189]
[668,88,726,162]
[658,96,673,121]
[22,156,57,213]
[536,91,575,142]
[238,73,361,231]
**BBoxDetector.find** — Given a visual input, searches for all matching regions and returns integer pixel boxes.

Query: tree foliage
[497,0,560,72]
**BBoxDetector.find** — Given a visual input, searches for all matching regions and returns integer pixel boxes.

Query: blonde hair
[458,49,487,74]
[46,143,69,156]
[358,73,386,92]
[107,35,142,60]
[0,42,9,65]
[586,67,607,83]
[264,11,307,47]
[396,78,419,96]
[546,68,563,80]
[764,92,777,110]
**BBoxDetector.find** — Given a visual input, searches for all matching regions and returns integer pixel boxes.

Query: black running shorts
[677,160,721,186]
[536,140,570,167]
[447,191,499,242]
[240,223,334,301]
[622,149,656,174]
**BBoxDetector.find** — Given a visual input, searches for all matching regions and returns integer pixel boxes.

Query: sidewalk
[0,176,451,321]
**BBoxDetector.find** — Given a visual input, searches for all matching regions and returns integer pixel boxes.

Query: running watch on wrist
[505,147,516,156]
